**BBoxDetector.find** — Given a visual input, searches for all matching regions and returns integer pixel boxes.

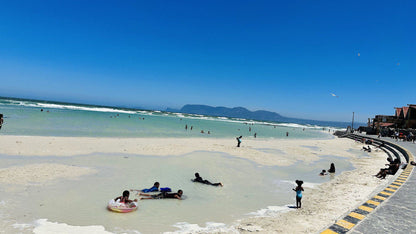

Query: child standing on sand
[292,180,304,208]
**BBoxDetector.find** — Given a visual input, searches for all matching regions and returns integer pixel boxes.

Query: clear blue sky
[0,0,414,122]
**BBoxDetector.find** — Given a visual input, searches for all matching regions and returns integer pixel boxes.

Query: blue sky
[0,0,414,122]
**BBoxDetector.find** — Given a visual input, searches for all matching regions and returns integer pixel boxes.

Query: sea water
[0,97,337,139]
[0,151,357,233]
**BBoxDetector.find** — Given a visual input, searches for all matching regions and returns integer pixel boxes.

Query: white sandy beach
[0,135,389,233]
[1,135,358,166]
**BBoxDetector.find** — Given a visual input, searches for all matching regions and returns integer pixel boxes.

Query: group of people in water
[319,163,336,176]
[113,173,223,204]
[112,162,339,209]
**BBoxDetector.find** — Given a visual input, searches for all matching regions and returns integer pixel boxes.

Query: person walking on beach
[293,180,304,208]
[236,136,242,147]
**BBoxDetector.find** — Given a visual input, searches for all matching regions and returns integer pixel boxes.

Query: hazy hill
[177,104,285,122]
[166,104,356,128]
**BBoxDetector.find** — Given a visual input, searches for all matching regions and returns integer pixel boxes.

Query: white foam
[12,222,32,230]
[247,205,291,217]
[166,205,291,233]
[33,219,113,234]
[274,123,322,129]
[19,102,138,115]
[166,222,237,234]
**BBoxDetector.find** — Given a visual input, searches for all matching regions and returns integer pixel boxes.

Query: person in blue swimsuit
[292,180,304,208]
[130,182,160,193]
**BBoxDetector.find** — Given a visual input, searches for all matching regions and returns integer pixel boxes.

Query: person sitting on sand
[362,146,371,152]
[140,190,183,200]
[131,182,160,193]
[319,169,327,176]
[192,173,223,186]
[114,190,138,203]
[292,180,304,208]
[328,163,336,173]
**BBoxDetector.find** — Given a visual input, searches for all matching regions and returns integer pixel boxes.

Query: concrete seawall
[320,134,415,234]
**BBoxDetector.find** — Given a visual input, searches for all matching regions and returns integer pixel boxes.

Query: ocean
[0,97,340,139]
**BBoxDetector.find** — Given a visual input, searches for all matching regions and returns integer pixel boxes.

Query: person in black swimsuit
[140,190,183,200]
[192,173,223,187]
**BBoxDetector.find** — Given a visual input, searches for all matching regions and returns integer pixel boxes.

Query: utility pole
[352,112,355,130]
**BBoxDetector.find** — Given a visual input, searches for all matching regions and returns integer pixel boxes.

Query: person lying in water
[139,190,183,200]
[114,190,138,203]
[319,169,327,176]
[131,182,160,193]
[192,173,223,186]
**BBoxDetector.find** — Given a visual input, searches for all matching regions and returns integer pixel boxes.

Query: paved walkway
[350,137,416,234]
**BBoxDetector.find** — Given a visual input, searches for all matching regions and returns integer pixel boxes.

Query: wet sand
[0,135,389,233]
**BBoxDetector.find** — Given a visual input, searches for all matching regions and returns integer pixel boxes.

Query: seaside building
[371,104,416,130]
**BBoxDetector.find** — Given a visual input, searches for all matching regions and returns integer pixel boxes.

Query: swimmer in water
[192,173,223,187]
[114,190,138,203]
[140,190,183,200]
[319,169,327,176]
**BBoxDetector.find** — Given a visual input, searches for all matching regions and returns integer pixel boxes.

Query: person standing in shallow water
[236,136,242,147]
[0,114,3,130]
[293,180,304,208]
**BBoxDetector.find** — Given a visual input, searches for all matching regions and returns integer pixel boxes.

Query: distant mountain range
[167,104,357,128]
[173,105,284,122]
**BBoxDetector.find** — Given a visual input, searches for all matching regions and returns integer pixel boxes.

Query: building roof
[403,107,409,118]
[395,107,402,117]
